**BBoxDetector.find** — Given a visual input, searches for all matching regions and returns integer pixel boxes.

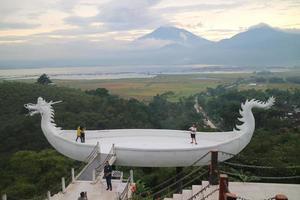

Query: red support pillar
[219,174,228,200]
[209,150,219,185]
[275,194,288,200]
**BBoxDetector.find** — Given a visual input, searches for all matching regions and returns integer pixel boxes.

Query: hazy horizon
[0,0,300,67]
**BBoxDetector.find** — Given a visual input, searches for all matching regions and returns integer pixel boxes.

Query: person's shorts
[191,133,195,138]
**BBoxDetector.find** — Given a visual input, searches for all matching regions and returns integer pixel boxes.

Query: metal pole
[62,177,66,193]
[209,150,219,185]
[176,167,183,193]
[112,143,115,155]
[71,168,75,183]
[130,169,134,183]
[219,174,228,200]
[2,194,7,200]
[47,191,51,200]
[97,141,100,154]
[92,169,96,182]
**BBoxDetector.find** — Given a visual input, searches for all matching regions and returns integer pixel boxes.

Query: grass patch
[7,70,300,101]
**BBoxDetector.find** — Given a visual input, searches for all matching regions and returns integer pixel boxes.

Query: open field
[10,69,300,101]
[54,74,225,101]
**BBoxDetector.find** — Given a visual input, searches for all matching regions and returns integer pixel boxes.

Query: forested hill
[0,81,200,156]
[0,81,200,198]
[0,81,299,198]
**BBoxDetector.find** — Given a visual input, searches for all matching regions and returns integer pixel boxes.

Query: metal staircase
[163,181,219,200]
[47,144,133,200]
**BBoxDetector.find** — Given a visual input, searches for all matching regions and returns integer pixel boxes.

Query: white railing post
[47,191,51,200]
[97,141,100,154]
[92,169,96,182]
[130,169,134,183]
[71,168,75,183]
[2,194,7,200]
[61,177,66,193]
[112,143,115,155]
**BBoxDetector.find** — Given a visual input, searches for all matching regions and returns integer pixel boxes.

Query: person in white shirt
[189,124,198,144]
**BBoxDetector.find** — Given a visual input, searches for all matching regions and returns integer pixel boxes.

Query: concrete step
[205,185,219,200]
[164,198,173,200]
[173,193,182,200]
[182,189,192,200]
[192,185,202,196]
[201,181,219,200]
[50,192,64,200]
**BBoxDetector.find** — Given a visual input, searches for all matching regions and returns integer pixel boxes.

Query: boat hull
[59,129,245,167]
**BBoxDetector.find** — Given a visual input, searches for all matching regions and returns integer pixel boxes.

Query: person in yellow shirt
[80,126,86,143]
[76,126,81,142]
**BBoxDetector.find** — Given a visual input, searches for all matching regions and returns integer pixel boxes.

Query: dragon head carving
[24,97,61,116]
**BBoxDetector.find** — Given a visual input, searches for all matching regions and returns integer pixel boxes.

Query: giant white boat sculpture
[24,97,274,167]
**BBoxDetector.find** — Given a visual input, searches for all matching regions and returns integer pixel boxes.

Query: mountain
[133,24,300,66]
[212,24,300,65]
[219,23,300,48]
[1,24,299,67]
[136,26,214,47]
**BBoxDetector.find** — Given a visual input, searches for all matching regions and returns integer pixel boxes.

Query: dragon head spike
[50,100,63,105]
[263,96,275,109]
[25,97,61,117]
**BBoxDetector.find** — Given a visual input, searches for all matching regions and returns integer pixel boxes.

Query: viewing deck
[60,129,238,153]
[58,129,241,167]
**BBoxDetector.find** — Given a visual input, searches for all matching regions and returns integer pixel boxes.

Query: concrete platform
[51,179,127,200]
[229,182,300,200]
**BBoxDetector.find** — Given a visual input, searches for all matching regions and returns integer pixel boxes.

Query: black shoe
[110,188,112,191]
[106,188,109,190]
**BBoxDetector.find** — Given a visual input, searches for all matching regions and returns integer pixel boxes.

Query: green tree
[37,74,52,85]
[86,88,109,97]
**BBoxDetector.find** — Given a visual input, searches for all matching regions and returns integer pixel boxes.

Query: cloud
[0,22,39,30]
[1,0,300,64]
[64,0,166,30]
[0,0,58,20]
[154,1,245,13]
[64,16,94,27]
[207,28,245,33]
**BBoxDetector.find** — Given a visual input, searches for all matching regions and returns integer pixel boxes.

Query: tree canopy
[0,81,299,199]
[37,74,52,85]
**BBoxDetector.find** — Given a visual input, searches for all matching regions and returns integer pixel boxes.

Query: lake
[0,65,289,80]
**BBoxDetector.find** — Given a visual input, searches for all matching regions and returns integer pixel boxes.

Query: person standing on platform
[78,191,88,200]
[80,126,86,143]
[189,124,198,145]
[76,126,81,142]
[104,161,113,191]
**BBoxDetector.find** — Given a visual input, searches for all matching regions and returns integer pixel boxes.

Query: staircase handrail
[84,142,100,163]
[118,177,131,200]
[95,145,115,177]
[74,143,100,180]
[149,166,206,198]
[218,151,236,158]
[200,188,219,200]
[187,182,210,200]
[223,161,300,169]
[190,151,211,166]
[220,170,300,180]
[136,151,211,197]
[162,170,209,199]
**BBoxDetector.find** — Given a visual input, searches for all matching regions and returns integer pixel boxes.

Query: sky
[0,0,300,62]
